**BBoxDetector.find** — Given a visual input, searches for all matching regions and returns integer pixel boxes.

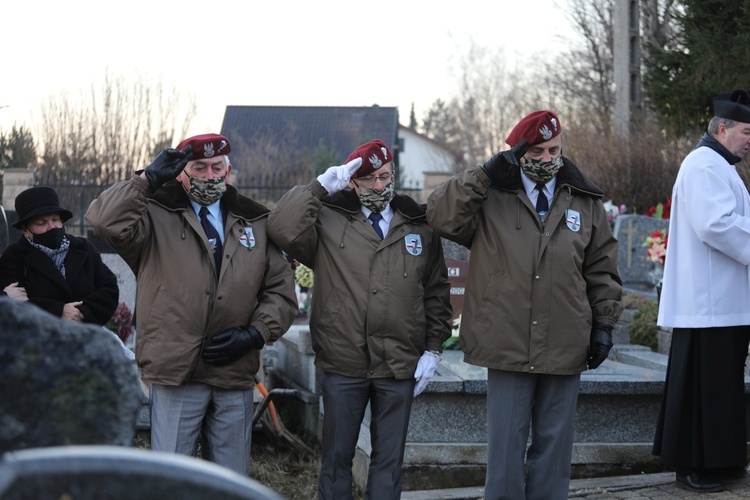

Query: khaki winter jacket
[426,159,623,375]
[86,176,297,389]
[268,181,452,379]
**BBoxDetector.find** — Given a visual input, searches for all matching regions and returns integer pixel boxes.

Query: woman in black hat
[0,186,118,325]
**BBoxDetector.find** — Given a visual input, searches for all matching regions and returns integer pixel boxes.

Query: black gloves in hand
[143,145,193,192]
[481,140,529,182]
[202,326,265,366]
[587,325,614,370]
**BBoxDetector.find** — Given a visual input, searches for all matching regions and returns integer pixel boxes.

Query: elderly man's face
[177,156,232,191]
[523,134,563,163]
[718,121,750,158]
[349,163,395,195]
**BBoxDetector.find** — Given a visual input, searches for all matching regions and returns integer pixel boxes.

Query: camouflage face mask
[186,175,227,206]
[357,182,395,213]
[521,156,563,184]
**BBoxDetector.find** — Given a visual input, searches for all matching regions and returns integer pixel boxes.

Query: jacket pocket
[316,287,347,332]
[474,271,505,325]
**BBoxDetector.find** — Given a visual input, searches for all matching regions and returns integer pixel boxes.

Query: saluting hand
[316,158,363,194]
[142,145,193,192]
[481,140,529,182]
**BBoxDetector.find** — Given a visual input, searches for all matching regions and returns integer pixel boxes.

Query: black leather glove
[143,145,193,192]
[202,326,265,366]
[586,325,613,370]
[480,140,529,182]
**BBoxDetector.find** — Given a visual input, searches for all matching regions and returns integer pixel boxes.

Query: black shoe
[675,472,724,493]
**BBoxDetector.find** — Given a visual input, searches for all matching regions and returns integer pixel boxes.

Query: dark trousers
[653,326,750,470]
[318,372,415,500]
[484,369,581,500]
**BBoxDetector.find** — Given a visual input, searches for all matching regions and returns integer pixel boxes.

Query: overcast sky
[1,0,575,138]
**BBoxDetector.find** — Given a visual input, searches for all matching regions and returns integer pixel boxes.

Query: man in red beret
[427,111,623,499]
[85,133,297,476]
[268,139,452,499]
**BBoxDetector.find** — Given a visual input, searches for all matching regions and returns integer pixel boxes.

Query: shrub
[629,299,659,351]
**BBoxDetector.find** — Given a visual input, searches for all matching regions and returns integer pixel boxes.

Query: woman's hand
[3,282,28,302]
[62,301,84,322]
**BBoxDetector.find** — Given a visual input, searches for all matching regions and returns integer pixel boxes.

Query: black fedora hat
[13,186,73,229]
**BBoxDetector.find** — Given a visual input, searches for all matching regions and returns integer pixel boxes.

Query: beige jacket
[427,160,623,375]
[268,181,452,379]
[86,176,297,389]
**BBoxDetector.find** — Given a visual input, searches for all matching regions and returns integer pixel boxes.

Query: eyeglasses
[356,173,394,185]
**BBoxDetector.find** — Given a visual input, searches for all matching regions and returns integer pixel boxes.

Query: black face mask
[33,227,66,249]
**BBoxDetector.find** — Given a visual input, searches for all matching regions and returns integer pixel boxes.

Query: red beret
[505,110,562,147]
[176,133,231,159]
[345,139,394,178]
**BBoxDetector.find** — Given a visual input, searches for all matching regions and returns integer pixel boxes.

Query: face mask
[357,183,396,213]
[521,156,563,184]
[186,175,227,206]
[32,227,66,249]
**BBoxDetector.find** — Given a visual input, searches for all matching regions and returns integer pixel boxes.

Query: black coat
[0,235,119,325]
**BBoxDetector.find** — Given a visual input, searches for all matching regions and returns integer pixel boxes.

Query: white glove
[316,158,363,194]
[413,351,441,397]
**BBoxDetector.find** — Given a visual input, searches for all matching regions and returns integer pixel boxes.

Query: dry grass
[250,432,321,499]
[251,431,365,500]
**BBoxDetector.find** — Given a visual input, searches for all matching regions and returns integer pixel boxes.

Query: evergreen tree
[0,126,37,170]
[409,102,417,129]
[644,0,750,135]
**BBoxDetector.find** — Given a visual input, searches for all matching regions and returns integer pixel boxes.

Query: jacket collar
[322,189,427,221]
[489,156,604,198]
[696,132,743,165]
[149,181,270,220]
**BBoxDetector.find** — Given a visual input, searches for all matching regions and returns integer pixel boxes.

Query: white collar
[361,203,394,223]
[189,199,222,221]
[521,173,556,198]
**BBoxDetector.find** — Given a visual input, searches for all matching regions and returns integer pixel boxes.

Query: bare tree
[36,70,196,187]
[421,40,545,169]
[640,0,680,52]
[545,0,679,131]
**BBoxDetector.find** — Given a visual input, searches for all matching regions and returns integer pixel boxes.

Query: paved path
[402,469,750,499]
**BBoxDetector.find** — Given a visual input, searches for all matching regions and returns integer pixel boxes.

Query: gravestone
[613,215,669,293]
[0,297,142,454]
[0,446,282,500]
[441,238,469,261]
[101,252,137,313]
[441,238,469,322]
[445,258,468,321]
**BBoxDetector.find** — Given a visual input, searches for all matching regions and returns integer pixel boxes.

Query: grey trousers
[484,369,580,500]
[150,381,254,476]
[318,372,415,500]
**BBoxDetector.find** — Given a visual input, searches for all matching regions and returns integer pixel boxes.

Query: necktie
[535,183,549,214]
[199,206,223,274]
[368,212,384,240]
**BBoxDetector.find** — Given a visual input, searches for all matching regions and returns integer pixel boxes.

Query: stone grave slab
[613,215,669,294]
[445,258,468,321]
[0,445,282,500]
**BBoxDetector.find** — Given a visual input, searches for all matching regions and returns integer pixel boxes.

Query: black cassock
[653,326,750,469]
